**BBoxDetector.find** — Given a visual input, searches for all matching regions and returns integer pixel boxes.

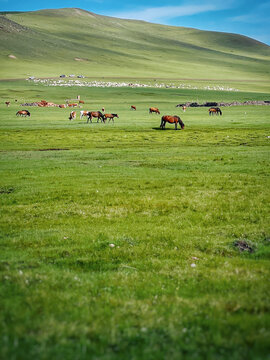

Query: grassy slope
[0,8,270,86]
[0,82,270,359]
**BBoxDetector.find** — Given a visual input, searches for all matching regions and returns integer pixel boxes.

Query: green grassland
[0,80,270,359]
[0,7,270,91]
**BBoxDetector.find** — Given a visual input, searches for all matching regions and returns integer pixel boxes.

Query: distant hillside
[0,8,270,81]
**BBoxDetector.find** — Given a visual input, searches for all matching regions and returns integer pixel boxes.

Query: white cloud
[230,12,270,24]
[112,3,229,22]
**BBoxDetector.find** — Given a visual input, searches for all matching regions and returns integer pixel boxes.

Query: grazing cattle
[16,110,30,117]
[80,110,89,119]
[104,113,119,123]
[68,103,78,108]
[149,107,160,114]
[79,100,85,104]
[160,115,184,130]
[182,106,186,112]
[87,111,105,123]
[5,101,10,107]
[209,107,222,115]
[69,111,76,121]
[59,104,66,108]
[131,105,136,110]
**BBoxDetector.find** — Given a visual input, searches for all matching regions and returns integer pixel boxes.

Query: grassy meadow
[0,80,270,359]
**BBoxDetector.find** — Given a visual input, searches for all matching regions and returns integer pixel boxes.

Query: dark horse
[16,110,30,117]
[160,115,184,130]
[87,111,105,123]
[104,113,119,123]
[209,107,222,115]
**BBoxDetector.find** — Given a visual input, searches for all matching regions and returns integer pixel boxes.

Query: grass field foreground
[0,82,270,359]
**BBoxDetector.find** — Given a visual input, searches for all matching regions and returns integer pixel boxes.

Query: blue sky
[1,0,270,45]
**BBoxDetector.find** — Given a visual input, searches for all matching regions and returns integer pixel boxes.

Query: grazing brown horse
[209,107,222,115]
[104,113,119,123]
[87,111,105,123]
[102,107,105,112]
[68,103,78,108]
[149,107,160,114]
[16,110,30,117]
[131,105,136,110]
[160,115,184,130]
[5,101,10,107]
[79,100,85,104]
[59,104,66,108]
[69,111,76,120]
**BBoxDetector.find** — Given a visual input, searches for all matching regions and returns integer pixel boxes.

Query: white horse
[80,110,89,119]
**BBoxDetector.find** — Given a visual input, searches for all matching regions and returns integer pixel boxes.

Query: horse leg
[175,122,178,130]
[161,120,165,129]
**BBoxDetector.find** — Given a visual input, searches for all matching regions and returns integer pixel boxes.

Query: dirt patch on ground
[234,240,254,253]
[0,187,15,194]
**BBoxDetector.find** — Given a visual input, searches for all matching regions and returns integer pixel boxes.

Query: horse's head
[175,116,185,129]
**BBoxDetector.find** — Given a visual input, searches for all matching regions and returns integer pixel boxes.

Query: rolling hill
[0,8,270,81]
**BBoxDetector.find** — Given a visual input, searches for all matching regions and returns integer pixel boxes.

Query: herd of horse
[13,104,223,130]
[71,111,119,123]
